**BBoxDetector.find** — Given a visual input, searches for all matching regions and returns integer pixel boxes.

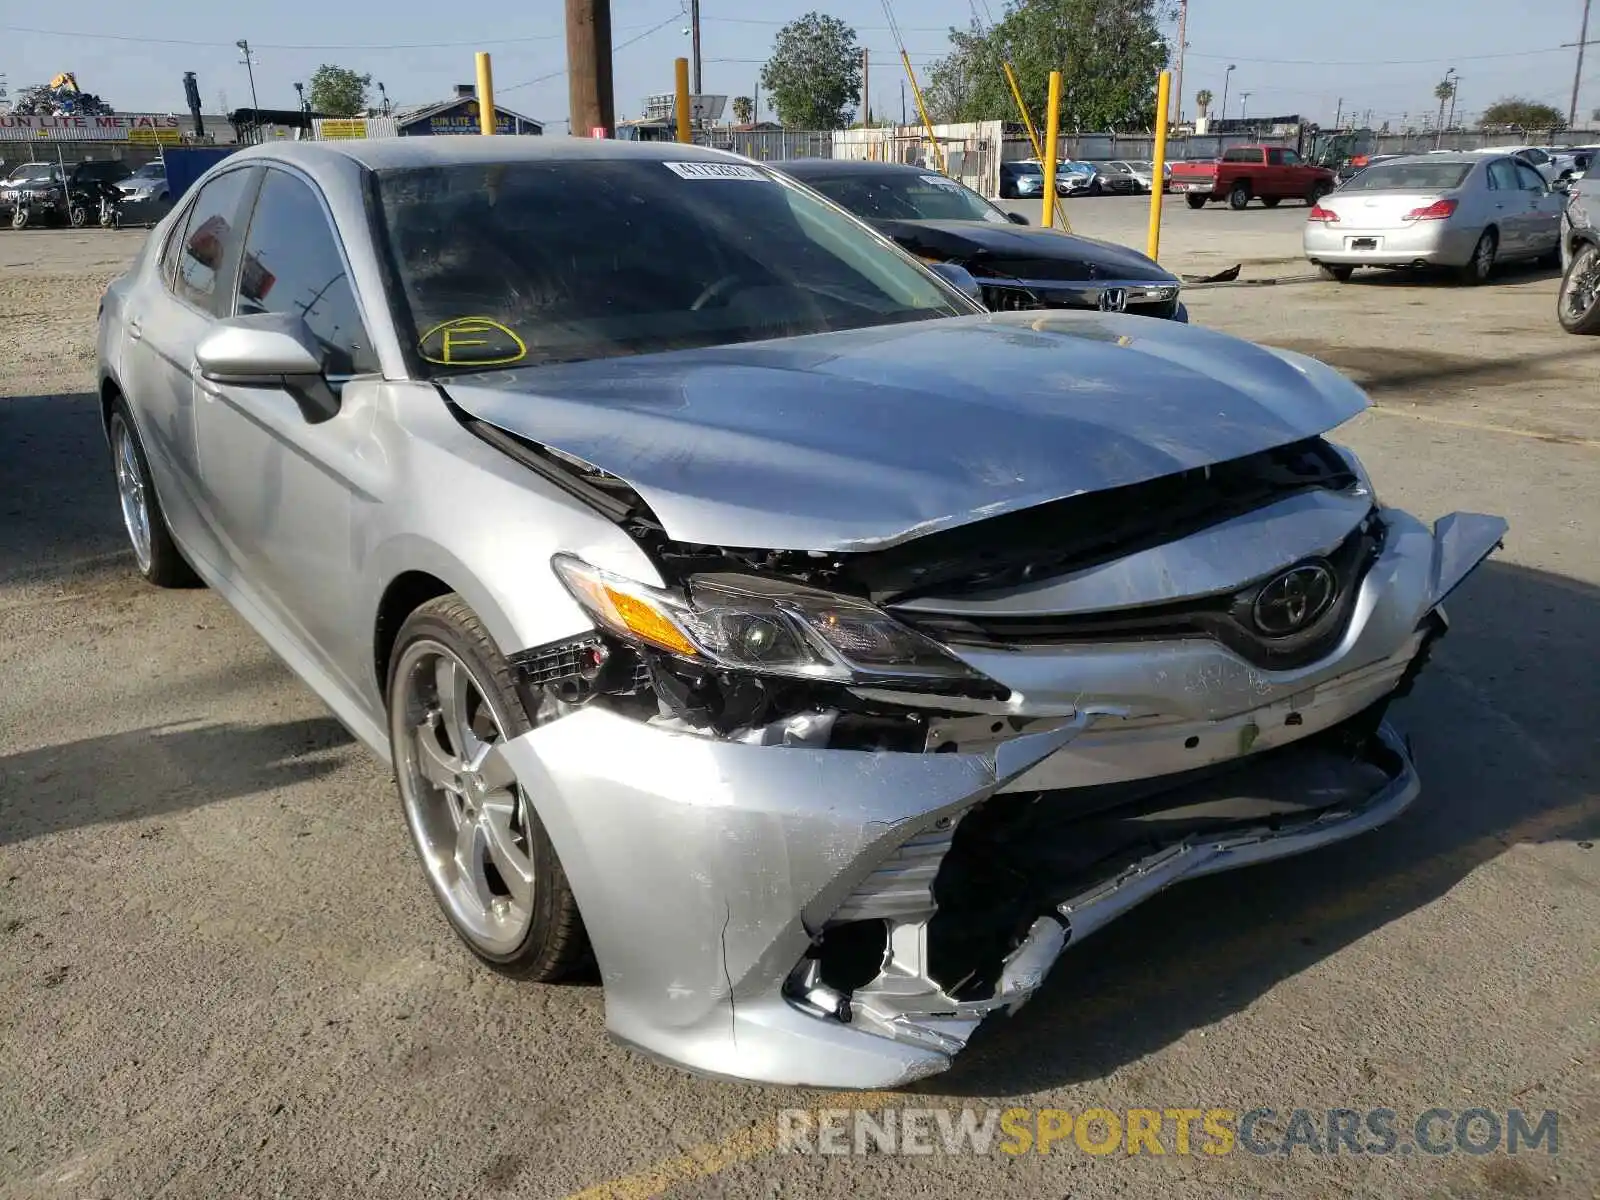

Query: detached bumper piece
[806,710,1416,1062]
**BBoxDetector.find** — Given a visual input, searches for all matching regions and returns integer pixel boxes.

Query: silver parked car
[1305,153,1566,283]
[98,137,1506,1089]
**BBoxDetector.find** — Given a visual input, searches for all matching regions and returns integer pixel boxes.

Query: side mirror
[1005,210,1030,225]
[1553,178,1571,194]
[927,261,984,306]
[195,312,339,421]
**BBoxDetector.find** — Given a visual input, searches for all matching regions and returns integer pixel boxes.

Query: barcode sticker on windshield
[664,161,769,181]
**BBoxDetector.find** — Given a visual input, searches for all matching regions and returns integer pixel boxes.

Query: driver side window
[234,168,378,376]
[1514,163,1546,192]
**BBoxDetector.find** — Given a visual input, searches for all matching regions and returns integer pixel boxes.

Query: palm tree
[732,96,754,125]
[1196,89,1213,118]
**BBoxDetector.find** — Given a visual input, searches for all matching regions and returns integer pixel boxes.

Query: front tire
[1458,229,1497,285]
[11,207,28,230]
[1557,243,1600,334]
[69,205,88,228]
[108,399,200,587]
[1228,184,1251,210]
[1185,194,1207,209]
[388,595,590,981]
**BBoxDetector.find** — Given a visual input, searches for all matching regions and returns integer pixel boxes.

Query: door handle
[127,318,142,341]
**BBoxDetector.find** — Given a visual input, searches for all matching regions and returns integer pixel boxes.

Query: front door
[192,164,384,697]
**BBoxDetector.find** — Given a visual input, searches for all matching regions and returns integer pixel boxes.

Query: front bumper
[498,508,1504,1088]
[1304,221,1480,267]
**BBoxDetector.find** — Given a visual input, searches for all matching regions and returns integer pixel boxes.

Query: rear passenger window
[1486,159,1519,191]
[1222,148,1259,163]
[235,168,378,376]
[1514,163,1546,191]
[173,169,256,316]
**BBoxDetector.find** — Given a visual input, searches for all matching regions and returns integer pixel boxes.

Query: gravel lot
[1,210,1596,1200]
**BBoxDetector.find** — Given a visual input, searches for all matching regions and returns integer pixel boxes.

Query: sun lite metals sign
[0,113,182,141]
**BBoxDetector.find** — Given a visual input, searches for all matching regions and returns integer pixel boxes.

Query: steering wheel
[690,273,746,311]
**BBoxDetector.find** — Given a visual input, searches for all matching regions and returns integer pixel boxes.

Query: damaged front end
[486,426,1505,1088]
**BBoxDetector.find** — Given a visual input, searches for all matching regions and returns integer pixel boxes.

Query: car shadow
[0,717,354,847]
[0,391,128,585]
[915,557,1598,1097]
[1256,339,1595,405]
[1340,257,1563,288]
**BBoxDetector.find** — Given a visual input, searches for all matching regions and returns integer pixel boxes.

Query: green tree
[308,64,372,118]
[1195,88,1213,118]
[732,95,754,124]
[1479,97,1566,131]
[760,12,863,129]
[921,0,1170,132]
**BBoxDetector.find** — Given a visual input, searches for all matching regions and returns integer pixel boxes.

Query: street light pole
[235,39,260,112]
[1240,92,1252,121]
[1444,68,1460,135]
[1220,64,1236,123]
[1171,0,1188,127]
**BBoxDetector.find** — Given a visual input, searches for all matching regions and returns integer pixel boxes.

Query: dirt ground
[1,219,1596,1200]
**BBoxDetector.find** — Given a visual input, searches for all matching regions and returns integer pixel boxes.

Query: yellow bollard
[1146,70,1172,261]
[476,52,496,135]
[675,58,692,143]
[1041,70,1062,230]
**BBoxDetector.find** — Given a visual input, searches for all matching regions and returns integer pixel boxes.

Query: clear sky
[3,0,1595,132]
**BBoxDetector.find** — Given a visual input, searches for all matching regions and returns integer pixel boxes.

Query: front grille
[899,513,1385,672]
[980,284,1178,319]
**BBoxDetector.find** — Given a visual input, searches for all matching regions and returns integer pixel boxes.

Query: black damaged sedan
[780,158,1187,320]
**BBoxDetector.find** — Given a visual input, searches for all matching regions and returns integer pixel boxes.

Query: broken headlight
[552,555,999,693]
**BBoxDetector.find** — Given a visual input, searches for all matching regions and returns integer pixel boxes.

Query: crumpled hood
[443,312,1369,552]
[873,219,1178,284]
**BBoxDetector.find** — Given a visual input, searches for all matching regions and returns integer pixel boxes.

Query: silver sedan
[1304,153,1566,283]
[98,137,1504,1089]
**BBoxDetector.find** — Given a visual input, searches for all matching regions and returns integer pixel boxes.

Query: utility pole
[1334,97,1342,129]
[565,0,615,138]
[1445,72,1460,134]
[690,0,702,95]
[1171,0,1188,127]
[862,49,870,127]
[1570,0,1594,130]
[1240,92,1252,121]
[901,81,907,125]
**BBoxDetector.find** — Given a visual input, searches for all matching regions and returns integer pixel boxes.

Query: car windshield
[1343,161,1473,191]
[803,169,1008,224]
[374,159,969,374]
[9,165,57,184]
[132,163,165,179]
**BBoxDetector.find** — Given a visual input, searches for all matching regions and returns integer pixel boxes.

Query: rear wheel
[1458,229,1497,285]
[68,204,88,228]
[1261,196,1282,208]
[388,595,590,980]
[108,399,201,587]
[1320,264,1355,283]
[1185,193,1207,209]
[10,207,28,230]
[1228,184,1251,210]
[1557,243,1600,334]
[1306,182,1332,205]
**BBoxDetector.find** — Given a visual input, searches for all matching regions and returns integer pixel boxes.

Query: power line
[498,11,685,94]
[0,13,673,53]
[1184,45,1572,67]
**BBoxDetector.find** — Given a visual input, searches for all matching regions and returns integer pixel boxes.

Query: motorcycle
[96,187,124,229]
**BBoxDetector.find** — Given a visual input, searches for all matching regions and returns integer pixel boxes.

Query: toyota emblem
[1097,287,1128,313]
[1252,563,1337,637]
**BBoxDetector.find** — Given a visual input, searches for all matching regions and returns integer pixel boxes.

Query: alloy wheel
[1561,246,1600,321]
[113,418,153,574]
[392,639,537,957]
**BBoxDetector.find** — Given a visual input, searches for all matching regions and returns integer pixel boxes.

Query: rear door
[1515,161,1563,255]
[119,165,260,566]
[191,163,383,692]
[1484,158,1528,255]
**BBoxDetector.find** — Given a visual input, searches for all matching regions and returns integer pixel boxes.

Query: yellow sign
[128,127,181,146]
[319,118,369,140]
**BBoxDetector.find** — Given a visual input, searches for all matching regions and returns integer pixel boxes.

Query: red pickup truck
[1169,146,1337,210]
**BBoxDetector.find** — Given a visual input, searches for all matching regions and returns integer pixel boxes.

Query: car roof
[1368,154,1480,167]
[779,158,928,177]
[226,136,774,175]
